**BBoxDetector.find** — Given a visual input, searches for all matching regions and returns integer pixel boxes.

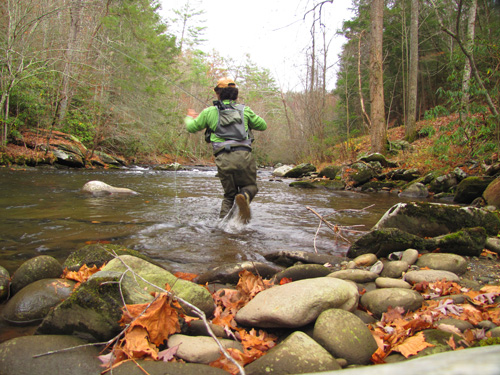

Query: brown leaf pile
[370,281,500,363]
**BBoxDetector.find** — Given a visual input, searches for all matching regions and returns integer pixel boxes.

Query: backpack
[205,101,252,143]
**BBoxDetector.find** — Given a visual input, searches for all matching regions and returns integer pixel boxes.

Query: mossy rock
[63,244,159,271]
[413,329,463,358]
[318,165,341,179]
[289,180,317,188]
[454,176,495,204]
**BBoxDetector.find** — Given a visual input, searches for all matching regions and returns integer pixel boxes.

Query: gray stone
[244,331,341,375]
[272,165,294,177]
[380,260,409,278]
[272,264,332,283]
[416,253,468,275]
[328,269,379,283]
[489,326,500,337]
[401,249,419,265]
[110,361,228,375]
[375,277,411,289]
[94,255,215,316]
[436,318,474,332]
[313,309,378,365]
[399,182,429,198]
[454,176,494,204]
[1,278,75,324]
[0,335,102,375]
[404,270,460,284]
[482,177,500,208]
[360,288,424,318]
[10,255,63,295]
[167,334,242,364]
[485,236,500,255]
[352,254,378,267]
[235,277,358,328]
[283,163,316,178]
[318,165,341,179]
[265,250,345,268]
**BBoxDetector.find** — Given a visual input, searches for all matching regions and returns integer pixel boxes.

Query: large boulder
[272,164,294,177]
[81,180,138,196]
[372,202,500,237]
[283,163,316,178]
[1,278,75,324]
[235,277,359,328]
[483,177,500,208]
[313,308,378,365]
[454,176,495,204]
[244,331,341,375]
[10,255,63,295]
[93,255,215,317]
[0,335,102,375]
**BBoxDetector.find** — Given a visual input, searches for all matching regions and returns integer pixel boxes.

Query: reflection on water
[0,167,416,274]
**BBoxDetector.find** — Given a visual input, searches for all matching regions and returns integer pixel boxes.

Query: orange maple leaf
[120,292,180,346]
[63,264,103,284]
[392,331,435,358]
[173,271,198,281]
[121,326,159,360]
[236,270,272,300]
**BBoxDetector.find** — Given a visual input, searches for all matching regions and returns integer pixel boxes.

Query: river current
[0,166,416,275]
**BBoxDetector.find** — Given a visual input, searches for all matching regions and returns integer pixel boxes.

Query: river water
[0,166,417,275]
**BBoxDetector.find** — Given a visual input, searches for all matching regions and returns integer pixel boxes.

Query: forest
[0,0,499,167]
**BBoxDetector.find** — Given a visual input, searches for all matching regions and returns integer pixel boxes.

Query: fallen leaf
[392,331,435,358]
[121,326,158,360]
[158,344,179,362]
[173,272,198,281]
[63,264,103,283]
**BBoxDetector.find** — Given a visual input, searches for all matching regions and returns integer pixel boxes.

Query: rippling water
[0,166,415,274]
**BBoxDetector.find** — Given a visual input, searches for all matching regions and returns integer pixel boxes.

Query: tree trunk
[461,0,477,115]
[405,0,419,142]
[369,0,387,154]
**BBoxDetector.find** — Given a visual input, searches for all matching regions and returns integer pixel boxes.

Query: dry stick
[34,253,246,375]
[306,206,368,244]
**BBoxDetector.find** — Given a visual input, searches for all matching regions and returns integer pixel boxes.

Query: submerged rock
[10,255,63,295]
[81,180,138,195]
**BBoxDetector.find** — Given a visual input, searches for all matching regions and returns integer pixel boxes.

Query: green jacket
[184,100,267,143]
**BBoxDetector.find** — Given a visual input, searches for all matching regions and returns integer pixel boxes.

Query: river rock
[244,331,341,375]
[36,276,125,341]
[167,334,243,364]
[110,361,228,375]
[372,202,500,237]
[347,228,428,258]
[265,250,346,268]
[416,253,468,275]
[271,263,332,283]
[185,320,229,338]
[235,277,358,328]
[399,182,429,198]
[313,308,378,365]
[272,164,294,177]
[62,243,157,271]
[352,253,378,267]
[404,270,460,284]
[194,261,283,285]
[318,165,341,179]
[413,329,463,358]
[454,176,495,204]
[429,173,458,193]
[401,248,420,265]
[328,269,379,283]
[380,260,409,278]
[10,255,63,295]
[360,288,424,318]
[0,266,9,300]
[94,255,215,316]
[283,163,316,178]
[375,277,412,289]
[483,177,500,208]
[436,318,474,332]
[485,236,500,254]
[53,149,85,168]
[0,335,102,375]
[359,153,398,168]
[81,180,138,195]
[1,278,75,324]
[431,227,487,256]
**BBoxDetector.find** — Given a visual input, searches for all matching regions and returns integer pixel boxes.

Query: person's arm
[244,107,267,131]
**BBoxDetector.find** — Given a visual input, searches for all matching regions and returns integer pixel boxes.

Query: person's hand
[187,109,198,118]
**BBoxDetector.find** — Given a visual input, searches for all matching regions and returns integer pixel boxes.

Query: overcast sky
[160,0,354,91]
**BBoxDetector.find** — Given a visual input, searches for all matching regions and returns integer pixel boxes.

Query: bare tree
[369,0,387,153]
[405,0,419,142]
